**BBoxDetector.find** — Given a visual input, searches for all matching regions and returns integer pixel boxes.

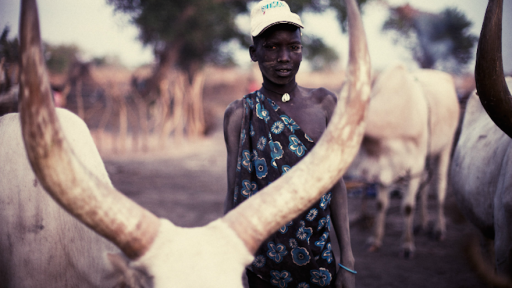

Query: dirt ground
[102,124,488,288]
[97,66,489,287]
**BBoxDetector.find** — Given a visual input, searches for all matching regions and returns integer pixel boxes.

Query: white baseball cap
[250,0,304,37]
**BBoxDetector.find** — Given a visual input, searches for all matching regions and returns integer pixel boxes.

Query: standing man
[224,1,356,287]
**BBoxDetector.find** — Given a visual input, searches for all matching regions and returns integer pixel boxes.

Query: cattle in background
[450,0,512,281]
[346,63,460,257]
[1,0,371,286]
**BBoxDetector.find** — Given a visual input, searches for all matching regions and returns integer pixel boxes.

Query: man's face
[250,25,302,85]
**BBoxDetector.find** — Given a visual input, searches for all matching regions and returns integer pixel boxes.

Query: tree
[108,0,249,141]
[0,26,19,63]
[302,35,339,71]
[107,0,371,141]
[43,43,81,74]
[382,4,478,73]
[0,26,20,93]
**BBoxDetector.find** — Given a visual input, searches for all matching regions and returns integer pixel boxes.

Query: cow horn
[475,0,512,138]
[18,0,160,259]
[223,0,371,254]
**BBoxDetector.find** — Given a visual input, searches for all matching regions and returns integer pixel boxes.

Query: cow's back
[365,64,428,140]
[0,109,121,287]
[411,69,460,154]
[347,65,460,185]
[348,64,430,184]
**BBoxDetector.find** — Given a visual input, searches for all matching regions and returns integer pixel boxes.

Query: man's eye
[291,45,301,50]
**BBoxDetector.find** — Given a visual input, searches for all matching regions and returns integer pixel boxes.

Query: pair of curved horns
[18,0,370,258]
[475,0,512,138]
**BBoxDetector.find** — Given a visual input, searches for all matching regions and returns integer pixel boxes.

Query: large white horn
[18,0,160,259]
[475,0,512,138]
[223,0,371,253]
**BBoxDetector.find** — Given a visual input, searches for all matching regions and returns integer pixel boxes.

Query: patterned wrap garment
[232,91,336,288]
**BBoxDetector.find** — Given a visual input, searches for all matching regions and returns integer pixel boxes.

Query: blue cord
[339,264,357,274]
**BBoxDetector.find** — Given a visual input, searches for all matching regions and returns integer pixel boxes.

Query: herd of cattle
[0,0,510,287]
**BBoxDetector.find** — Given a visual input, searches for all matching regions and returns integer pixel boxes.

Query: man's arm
[321,89,356,288]
[320,88,337,124]
[223,100,244,215]
[331,179,356,288]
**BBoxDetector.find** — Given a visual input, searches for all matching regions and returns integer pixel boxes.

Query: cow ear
[475,0,512,138]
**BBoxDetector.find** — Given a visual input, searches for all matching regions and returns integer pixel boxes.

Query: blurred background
[1,0,511,150]
[1,1,511,287]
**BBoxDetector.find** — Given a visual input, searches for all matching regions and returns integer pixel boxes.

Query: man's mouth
[275,68,292,76]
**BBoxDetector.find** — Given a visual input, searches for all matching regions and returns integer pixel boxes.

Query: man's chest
[279,104,327,142]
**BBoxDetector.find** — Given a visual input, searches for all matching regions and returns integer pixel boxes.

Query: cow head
[18,0,371,287]
[475,0,512,138]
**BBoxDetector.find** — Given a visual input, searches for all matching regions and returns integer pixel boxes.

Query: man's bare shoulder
[313,87,337,103]
[301,86,337,104]
[223,99,245,136]
[224,99,245,120]
[301,86,338,119]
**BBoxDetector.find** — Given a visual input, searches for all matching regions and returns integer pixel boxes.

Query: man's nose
[277,47,290,62]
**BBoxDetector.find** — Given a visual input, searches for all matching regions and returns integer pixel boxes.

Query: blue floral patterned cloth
[232,91,336,288]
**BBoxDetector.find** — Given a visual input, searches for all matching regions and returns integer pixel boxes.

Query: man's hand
[335,267,356,288]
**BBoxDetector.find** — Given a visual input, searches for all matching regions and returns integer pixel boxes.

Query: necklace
[262,83,297,103]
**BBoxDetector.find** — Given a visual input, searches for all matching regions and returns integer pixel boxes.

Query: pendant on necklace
[282,93,291,102]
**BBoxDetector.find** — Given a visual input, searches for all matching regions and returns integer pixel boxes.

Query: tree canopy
[302,34,339,71]
[0,26,19,64]
[383,4,478,73]
[106,0,371,139]
[108,0,247,79]
[43,43,81,74]
[107,0,371,77]
[1,26,20,93]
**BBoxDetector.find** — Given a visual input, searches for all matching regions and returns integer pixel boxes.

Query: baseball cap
[250,0,304,37]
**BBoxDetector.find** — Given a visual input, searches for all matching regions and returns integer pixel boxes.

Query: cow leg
[494,189,512,277]
[401,176,421,259]
[367,184,390,252]
[433,150,449,241]
[417,177,429,233]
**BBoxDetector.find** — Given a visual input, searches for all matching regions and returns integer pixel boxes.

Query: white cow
[346,63,460,257]
[0,109,149,287]
[1,0,371,287]
[450,0,511,279]
[451,77,512,277]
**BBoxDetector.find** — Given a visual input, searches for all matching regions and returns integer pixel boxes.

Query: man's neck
[261,80,298,102]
